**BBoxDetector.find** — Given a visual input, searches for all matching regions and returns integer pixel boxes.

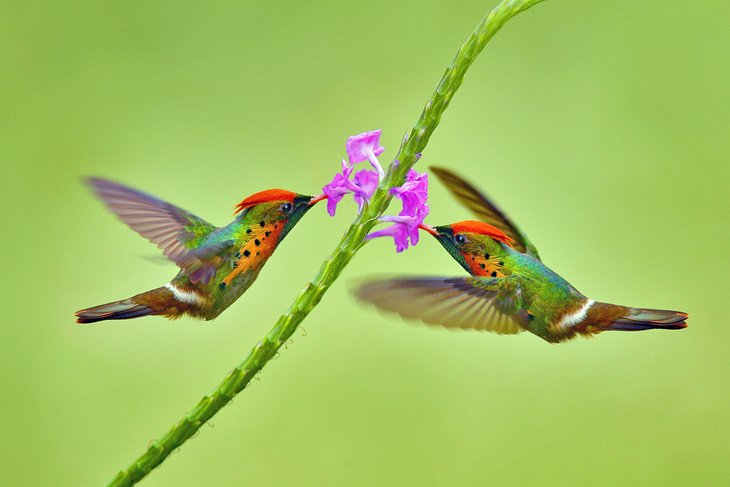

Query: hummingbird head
[426,220,516,276]
[235,189,327,240]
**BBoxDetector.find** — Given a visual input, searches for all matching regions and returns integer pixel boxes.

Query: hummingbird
[75,178,326,324]
[355,167,688,343]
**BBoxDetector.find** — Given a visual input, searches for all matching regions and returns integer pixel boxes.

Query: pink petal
[346,129,385,165]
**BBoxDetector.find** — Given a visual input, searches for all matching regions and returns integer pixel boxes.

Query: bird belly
[207,270,260,319]
[511,262,587,342]
[170,267,260,320]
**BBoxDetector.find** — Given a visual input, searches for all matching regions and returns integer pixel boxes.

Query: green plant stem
[106,1,546,485]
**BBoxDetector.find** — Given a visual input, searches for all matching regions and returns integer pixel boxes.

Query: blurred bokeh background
[3,1,729,485]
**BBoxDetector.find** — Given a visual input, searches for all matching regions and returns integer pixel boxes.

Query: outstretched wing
[87,178,226,283]
[430,166,540,259]
[355,276,529,335]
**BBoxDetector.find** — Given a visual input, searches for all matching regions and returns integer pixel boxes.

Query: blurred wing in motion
[355,276,529,335]
[86,178,226,283]
[430,166,540,259]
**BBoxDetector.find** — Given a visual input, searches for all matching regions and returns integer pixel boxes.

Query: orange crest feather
[450,220,516,247]
[234,189,297,214]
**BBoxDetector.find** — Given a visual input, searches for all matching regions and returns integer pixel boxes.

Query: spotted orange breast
[220,223,284,288]
[462,251,508,278]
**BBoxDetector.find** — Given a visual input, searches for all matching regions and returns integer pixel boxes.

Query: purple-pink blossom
[366,169,430,252]
[320,130,430,241]
[367,207,429,252]
[352,169,379,211]
[322,160,359,216]
[346,129,385,179]
[366,217,415,253]
[322,130,387,216]
[390,169,428,215]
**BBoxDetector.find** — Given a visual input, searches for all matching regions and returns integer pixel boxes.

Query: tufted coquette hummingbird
[75,178,326,323]
[356,167,687,343]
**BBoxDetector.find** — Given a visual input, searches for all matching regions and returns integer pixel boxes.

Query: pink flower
[367,206,429,252]
[366,218,413,253]
[390,169,428,215]
[321,130,389,216]
[366,169,430,252]
[322,160,359,216]
[322,163,381,216]
[352,169,379,211]
[345,129,385,179]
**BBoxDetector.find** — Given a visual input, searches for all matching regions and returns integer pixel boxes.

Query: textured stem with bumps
[106,1,546,485]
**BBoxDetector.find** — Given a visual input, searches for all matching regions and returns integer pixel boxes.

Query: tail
[75,300,153,323]
[75,286,180,324]
[604,306,688,331]
[584,302,688,334]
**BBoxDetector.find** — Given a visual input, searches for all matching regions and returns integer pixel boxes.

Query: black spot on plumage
[235,251,241,258]
[219,282,227,289]
[256,252,260,256]
[243,250,251,257]
[246,228,252,234]
[255,239,261,246]
[260,221,265,227]
[527,312,535,322]
[479,263,486,269]
[491,271,498,277]
[498,261,504,266]
[265,231,271,237]
[484,252,490,259]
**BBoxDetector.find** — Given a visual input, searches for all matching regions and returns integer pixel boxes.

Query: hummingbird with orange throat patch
[75,178,326,323]
[356,167,688,343]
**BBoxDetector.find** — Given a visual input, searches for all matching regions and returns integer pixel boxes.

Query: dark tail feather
[75,299,153,324]
[75,286,187,324]
[603,306,688,332]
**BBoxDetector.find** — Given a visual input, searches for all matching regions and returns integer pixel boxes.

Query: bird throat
[220,221,285,288]
[461,250,508,278]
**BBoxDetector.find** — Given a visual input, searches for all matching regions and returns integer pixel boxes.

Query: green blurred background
[3,1,729,485]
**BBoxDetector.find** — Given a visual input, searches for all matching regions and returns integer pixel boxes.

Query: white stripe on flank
[557,299,595,330]
[164,283,202,305]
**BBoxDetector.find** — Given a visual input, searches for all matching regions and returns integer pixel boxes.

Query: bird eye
[281,202,293,213]
[455,234,467,245]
